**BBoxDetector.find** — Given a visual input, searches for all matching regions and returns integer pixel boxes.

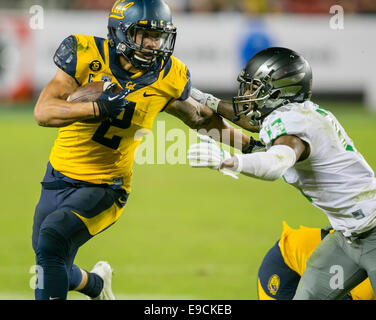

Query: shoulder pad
[260,106,311,147]
[53,35,77,78]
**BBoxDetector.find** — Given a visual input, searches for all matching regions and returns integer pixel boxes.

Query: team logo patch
[89,60,102,72]
[267,274,280,295]
[125,81,136,90]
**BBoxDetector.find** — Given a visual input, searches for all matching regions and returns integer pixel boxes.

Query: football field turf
[0,101,375,300]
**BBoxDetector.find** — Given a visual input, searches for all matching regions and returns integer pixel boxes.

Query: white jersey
[259,100,376,237]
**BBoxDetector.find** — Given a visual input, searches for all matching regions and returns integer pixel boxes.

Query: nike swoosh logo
[108,96,119,101]
[49,297,59,300]
[143,92,157,97]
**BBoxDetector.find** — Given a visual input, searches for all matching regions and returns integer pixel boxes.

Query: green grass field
[0,101,375,300]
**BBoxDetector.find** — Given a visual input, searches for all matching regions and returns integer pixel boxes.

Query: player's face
[234,82,264,129]
[242,84,259,111]
[134,29,163,61]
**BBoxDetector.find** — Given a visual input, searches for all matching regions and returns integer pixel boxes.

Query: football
[67,81,122,123]
[67,81,122,102]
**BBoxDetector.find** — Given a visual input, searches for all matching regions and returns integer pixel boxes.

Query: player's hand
[187,134,238,179]
[190,87,220,113]
[242,136,266,154]
[95,83,130,120]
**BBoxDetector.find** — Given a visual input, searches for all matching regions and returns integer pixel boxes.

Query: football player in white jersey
[188,47,376,299]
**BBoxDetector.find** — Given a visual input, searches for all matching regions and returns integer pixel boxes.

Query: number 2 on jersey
[92,101,136,150]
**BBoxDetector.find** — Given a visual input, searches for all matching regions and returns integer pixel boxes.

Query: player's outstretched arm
[165,97,251,152]
[221,135,308,181]
[187,134,308,181]
[34,69,97,127]
[190,87,259,133]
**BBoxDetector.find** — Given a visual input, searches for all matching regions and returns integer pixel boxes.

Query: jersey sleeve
[259,106,313,149]
[177,68,191,101]
[163,56,191,101]
[53,35,78,82]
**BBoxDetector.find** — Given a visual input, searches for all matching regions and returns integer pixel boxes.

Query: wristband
[205,95,220,113]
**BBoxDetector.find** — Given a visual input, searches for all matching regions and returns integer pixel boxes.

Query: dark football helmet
[233,47,312,126]
[107,0,177,70]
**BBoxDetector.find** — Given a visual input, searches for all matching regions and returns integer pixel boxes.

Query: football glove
[190,87,220,113]
[187,134,238,179]
[95,83,130,120]
[242,136,266,154]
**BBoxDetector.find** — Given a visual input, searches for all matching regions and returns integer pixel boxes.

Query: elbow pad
[233,145,296,181]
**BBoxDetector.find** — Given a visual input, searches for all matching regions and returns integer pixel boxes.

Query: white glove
[190,87,220,113]
[187,134,238,179]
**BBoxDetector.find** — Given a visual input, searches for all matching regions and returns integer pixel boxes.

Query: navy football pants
[32,163,128,299]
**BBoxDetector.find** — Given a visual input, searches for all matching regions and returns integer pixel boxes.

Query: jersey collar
[108,45,161,91]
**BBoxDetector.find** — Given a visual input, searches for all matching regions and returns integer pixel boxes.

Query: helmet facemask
[232,71,283,126]
[112,20,176,70]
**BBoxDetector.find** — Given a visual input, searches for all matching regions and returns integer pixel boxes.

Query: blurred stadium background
[0,0,375,299]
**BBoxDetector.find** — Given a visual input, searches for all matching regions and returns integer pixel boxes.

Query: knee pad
[34,209,89,300]
[36,227,69,264]
[36,208,88,260]
[34,227,70,300]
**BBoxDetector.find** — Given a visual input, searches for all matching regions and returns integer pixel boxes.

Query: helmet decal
[110,1,135,20]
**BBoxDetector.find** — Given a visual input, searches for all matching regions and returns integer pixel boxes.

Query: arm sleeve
[53,35,78,81]
[232,144,296,181]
